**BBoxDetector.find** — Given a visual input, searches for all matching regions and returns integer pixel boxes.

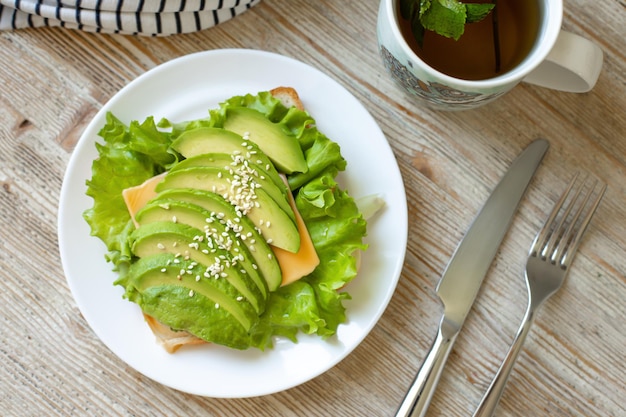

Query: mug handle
[523,31,603,93]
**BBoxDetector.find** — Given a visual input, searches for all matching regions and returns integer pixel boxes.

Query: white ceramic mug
[377,0,604,110]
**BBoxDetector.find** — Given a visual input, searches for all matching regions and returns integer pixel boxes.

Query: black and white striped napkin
[0,0,260,36]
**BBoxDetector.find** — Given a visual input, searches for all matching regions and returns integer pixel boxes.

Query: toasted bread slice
[143,314,205,353]
[270,86,305,110]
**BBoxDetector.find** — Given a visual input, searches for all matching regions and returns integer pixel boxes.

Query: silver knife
[395,138,549,417]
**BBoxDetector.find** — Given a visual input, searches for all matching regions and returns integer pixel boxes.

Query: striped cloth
[0,0,260,35]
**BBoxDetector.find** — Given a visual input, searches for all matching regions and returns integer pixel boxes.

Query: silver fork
[472,173,607,417]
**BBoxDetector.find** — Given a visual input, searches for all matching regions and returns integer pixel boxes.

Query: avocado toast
[84,87,369,352]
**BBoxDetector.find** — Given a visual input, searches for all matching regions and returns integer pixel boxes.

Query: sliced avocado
[151,188,283,291]
[125,253,258,339]
[172,152,286,193]
[165,163,294,222]
[222,107,308,174]
[156,168,301,254]
[170,127,283,182]
[130,221,266,314]
[135,198,268,298]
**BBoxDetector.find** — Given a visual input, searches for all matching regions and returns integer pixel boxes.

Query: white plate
[58,49,407,398]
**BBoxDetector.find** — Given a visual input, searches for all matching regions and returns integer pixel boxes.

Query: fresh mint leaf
[420,0,467,41]
[419,0,432,18]
[400,0,495,42]
[465,3,496,23]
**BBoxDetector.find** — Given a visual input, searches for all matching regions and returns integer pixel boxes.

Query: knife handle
[395,318,459,417]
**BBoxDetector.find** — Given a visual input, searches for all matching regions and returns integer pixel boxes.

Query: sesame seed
[215,303,220,309]
[161,268,167,273]
[157,243,165,250]
[172,216,177,223]
[236,296,243,301]
[189,290,194,297]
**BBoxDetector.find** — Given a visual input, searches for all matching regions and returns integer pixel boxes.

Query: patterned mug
[377,0,603,110]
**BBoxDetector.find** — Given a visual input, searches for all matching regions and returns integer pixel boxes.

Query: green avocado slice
[130,222,266,314]
[222,107,308,174]
[135,198,268,298]
[171,152,287,193]
[125,253,257,337]
[152,188,283,291]
[166,163,294,222]
[170,127,282,180]
[155,167,300,254]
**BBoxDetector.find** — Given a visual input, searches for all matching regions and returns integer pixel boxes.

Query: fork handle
[472,307,537,417]
[396,318,459,417]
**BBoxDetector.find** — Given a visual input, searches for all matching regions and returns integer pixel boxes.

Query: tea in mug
[398,0,541,80]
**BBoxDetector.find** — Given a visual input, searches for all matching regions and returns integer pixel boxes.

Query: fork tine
[559,180,607,267]
[544,175,587,261]
[531,173,579,258]
[539,174,607,267]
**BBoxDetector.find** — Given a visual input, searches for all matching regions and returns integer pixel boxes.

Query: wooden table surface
[1,0,624,416]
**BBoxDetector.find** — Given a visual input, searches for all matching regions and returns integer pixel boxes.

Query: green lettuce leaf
[83,113,176,269]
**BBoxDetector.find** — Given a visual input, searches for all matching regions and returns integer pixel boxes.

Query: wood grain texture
[1,0,624,415]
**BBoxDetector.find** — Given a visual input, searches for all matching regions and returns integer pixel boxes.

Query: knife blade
[396,138,549,417]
